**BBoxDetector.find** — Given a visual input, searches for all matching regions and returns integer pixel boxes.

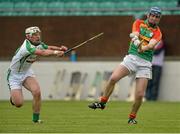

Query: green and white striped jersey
[9,39,48,72]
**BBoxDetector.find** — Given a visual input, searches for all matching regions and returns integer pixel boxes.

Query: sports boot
[88,102,106,110]
[33,119,43,124]
[128,118,137,124]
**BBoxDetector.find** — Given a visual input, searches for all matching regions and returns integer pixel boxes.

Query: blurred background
[0,0,180,101]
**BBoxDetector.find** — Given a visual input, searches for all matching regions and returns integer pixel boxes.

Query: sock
[33,113,40,122]
[129,113,136,119]
[100,96,109,104]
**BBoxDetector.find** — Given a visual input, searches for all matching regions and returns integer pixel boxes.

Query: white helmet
[25,26,41,36]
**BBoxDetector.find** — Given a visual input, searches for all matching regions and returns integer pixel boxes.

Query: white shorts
[120,54,152,79]
[7,69,35,90]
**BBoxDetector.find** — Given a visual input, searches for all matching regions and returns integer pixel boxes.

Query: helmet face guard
[25,26,41,45]
[25,26,41,36]
[148,7,162,18]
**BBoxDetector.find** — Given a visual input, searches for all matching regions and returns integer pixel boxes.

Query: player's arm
[138,39,159,53]
[138,29,162,53]
[34,49,64,57]
[37,43,68,56]
[130,20,140,37]
[48,45,68,52]
[129,20,141,46]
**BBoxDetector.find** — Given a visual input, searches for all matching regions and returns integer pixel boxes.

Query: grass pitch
[0,101,179,133]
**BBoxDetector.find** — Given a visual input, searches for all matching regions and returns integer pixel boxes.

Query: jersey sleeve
[41,42,48,49]
[132,19,141,33]
[26,40,36,54]
[152,27,162,42]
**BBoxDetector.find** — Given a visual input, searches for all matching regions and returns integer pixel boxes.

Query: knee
[15,104,23,108]
[109,77,118,85]
[136,90,145,99]
[32,88,41,98]
[14,101,23,108]
[11,97,23,107]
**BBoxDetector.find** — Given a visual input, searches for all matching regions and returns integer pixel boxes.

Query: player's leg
[88,64,130,109]
[145,65,155,100]
[10,89,24,107]
[145,79,153,100]
[23,76,42,123]
[150,66,162,100]
[128,77,148,124]
[7,70,24,107]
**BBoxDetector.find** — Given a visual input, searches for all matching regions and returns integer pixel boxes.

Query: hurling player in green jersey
[88,7,162,124]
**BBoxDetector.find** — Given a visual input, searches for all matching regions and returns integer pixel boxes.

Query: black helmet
[149,7,162,17]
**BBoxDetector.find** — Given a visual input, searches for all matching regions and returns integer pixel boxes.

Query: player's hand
[53,50,64,57]
[57,51,65,57]
[138,45,147,53]
[130,33,141,47]
[138,45,143,53]
[132,37,141,47]
[134,39,141,47]
[59,46,68,51]
[129,33,136,38]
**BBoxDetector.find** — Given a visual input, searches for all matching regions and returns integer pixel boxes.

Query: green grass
[0,101,180,133]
